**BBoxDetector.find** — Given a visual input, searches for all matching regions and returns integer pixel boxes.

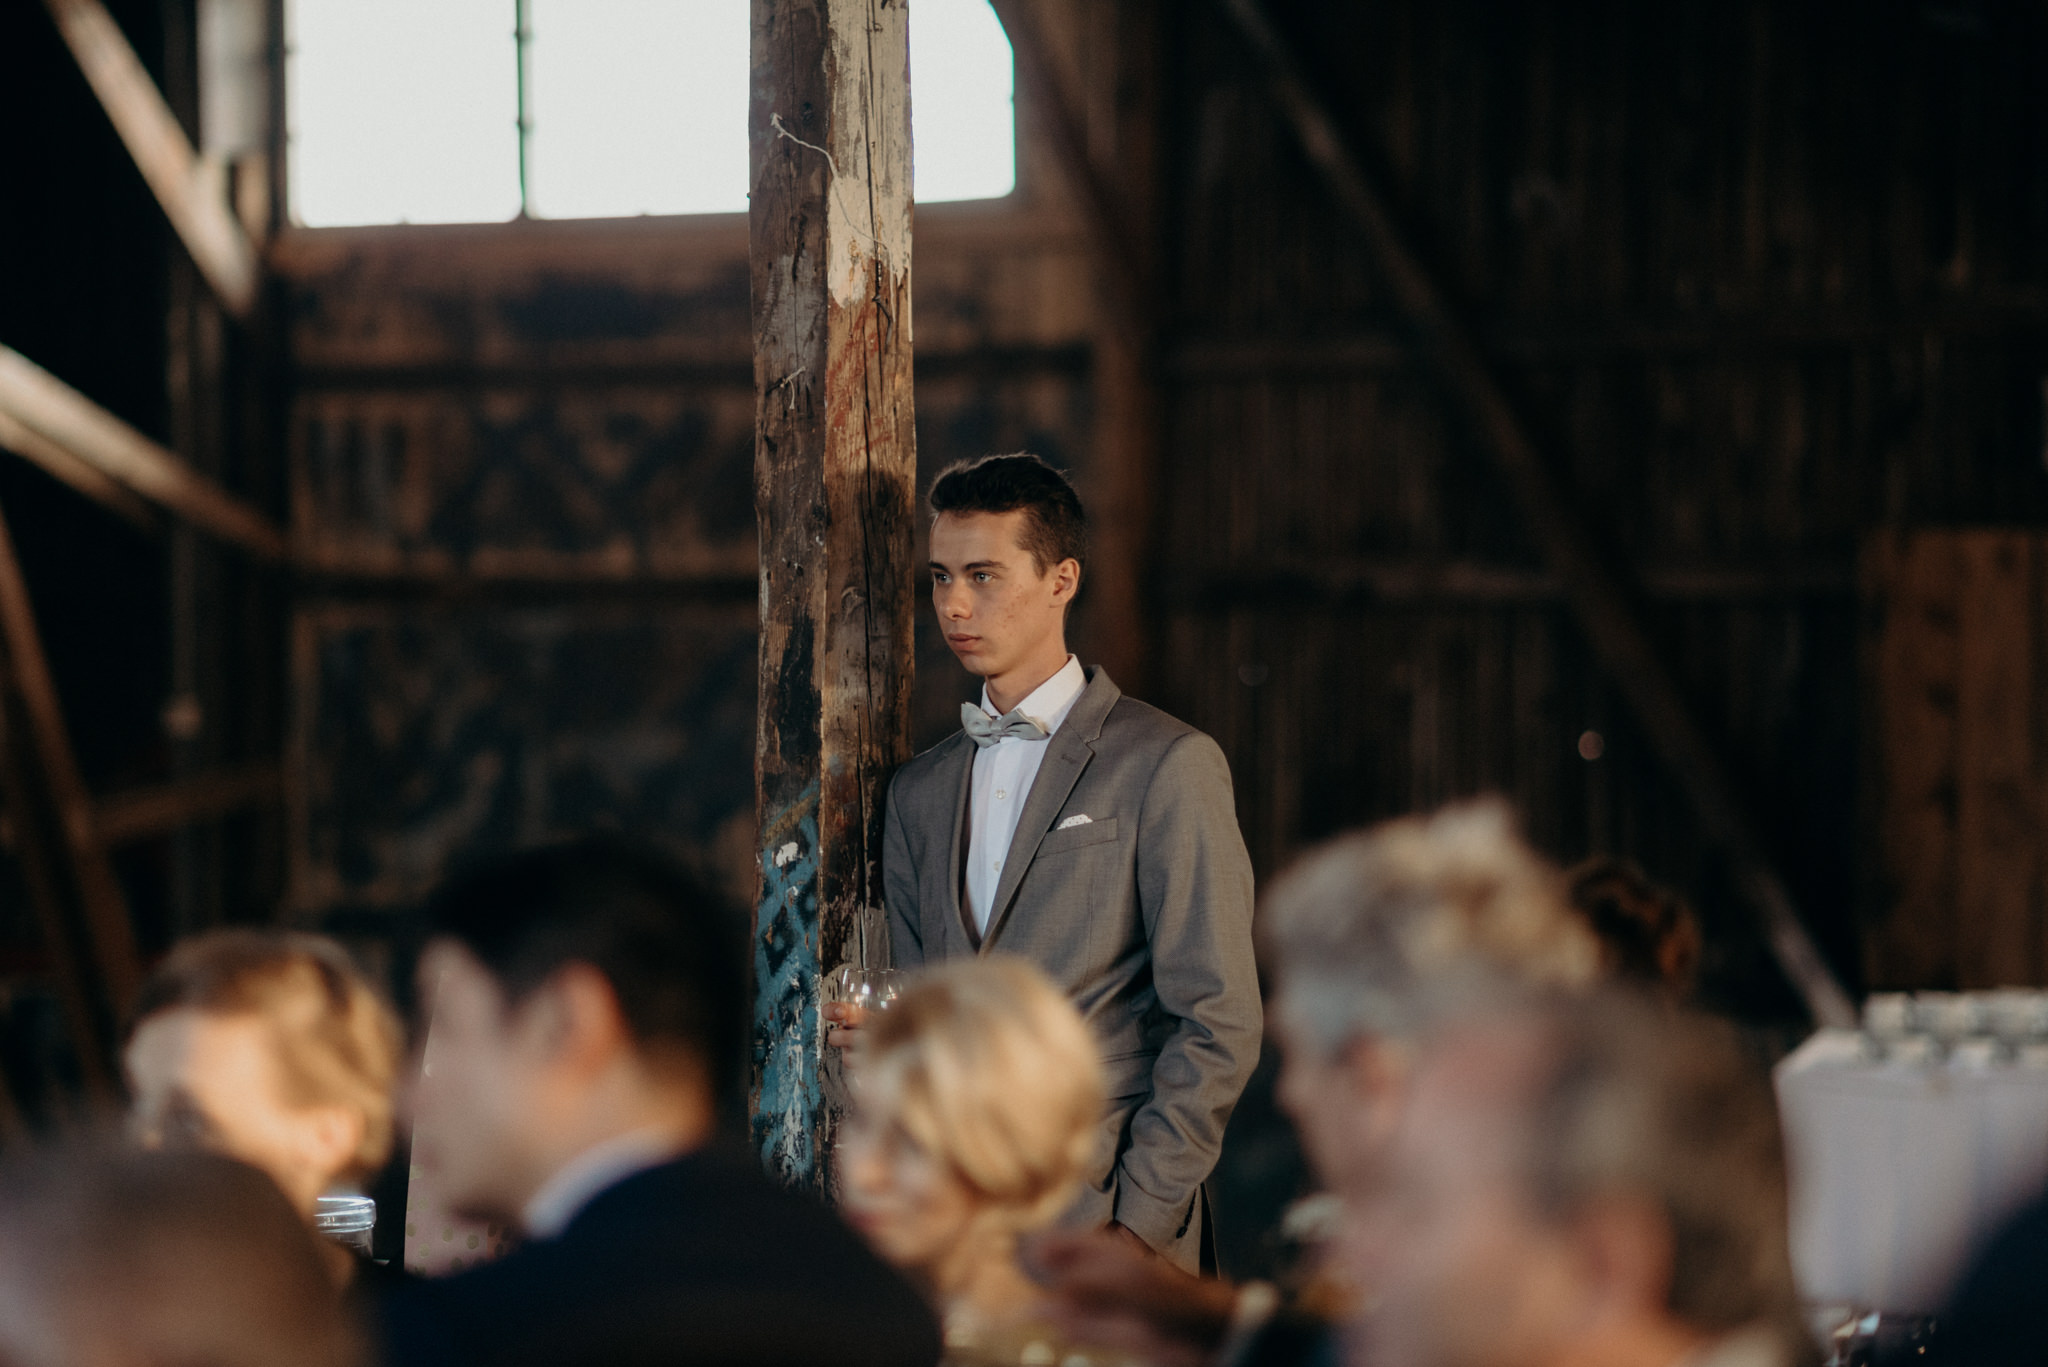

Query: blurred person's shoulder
[379,1145,940,1367]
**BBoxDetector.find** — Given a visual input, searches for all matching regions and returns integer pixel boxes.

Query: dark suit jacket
[884,668,1262,1270]
[376,1147,941,1367]
[1945,1188,2048,1365]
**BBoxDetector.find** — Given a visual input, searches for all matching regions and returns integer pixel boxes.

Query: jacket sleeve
[1113,731,1262,1250]
[882,772,926,969]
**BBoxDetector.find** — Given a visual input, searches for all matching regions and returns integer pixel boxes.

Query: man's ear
[295,1104,367,1190]
[1338,1036,1412,1146]
[1572,1193,1676,1320]
[535,963,635,1074]
[1051,557,1081,605]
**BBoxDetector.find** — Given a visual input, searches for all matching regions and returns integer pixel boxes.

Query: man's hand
[1025,1227,1238,1367]
[823,1000,866,1049]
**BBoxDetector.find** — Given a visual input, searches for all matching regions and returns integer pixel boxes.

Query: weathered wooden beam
[1218,0,1854,1028]
[42,0,261,318]
[0,500,144,1027]
[0,407,161,534]
[1174,560,1857,609]
[985,0,1152,346]
[0,346,286,563]
[95,761,281,847]
[747,0,918,1190]
[1166,306,2048,376]
[0,716,117,1102]
[987,0,1163,696]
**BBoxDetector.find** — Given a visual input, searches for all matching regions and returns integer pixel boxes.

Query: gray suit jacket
[883,668,1261,1268]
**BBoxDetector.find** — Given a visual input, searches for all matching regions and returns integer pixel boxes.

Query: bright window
[285,0,1016,227]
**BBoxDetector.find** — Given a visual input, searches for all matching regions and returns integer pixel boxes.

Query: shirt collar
[979,655,1086,736]
[520,1127,683,1240]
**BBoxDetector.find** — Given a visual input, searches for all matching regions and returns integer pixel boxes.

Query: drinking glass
[1984,989,2038,1061]
[1861,993,1912,1061]
[826,965,903,1025]
[1913,991,1975,1061]
[314,1194,376,1255]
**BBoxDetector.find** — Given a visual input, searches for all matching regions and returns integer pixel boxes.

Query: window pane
[911,0,1015,203]
[285,0,1014,226]
[526,0,750,219]
[286,0,521,227]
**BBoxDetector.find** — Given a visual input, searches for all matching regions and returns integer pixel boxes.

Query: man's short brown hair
[131,930,403,1181]
[927,452,1087,579]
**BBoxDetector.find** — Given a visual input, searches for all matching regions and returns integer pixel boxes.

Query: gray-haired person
[1353,990,1805,1367]
[1037,798,1603,1366]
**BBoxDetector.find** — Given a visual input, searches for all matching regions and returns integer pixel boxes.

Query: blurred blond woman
[125,929,403,1285]
[838,957,1117,1365]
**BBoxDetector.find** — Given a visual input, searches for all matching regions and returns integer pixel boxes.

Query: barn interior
[2,0,2046,1277]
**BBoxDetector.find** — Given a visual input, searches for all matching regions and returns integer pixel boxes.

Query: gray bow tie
[961,703,1051,748]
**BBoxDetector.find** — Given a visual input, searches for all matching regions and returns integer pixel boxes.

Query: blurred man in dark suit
[378,838,941,1367]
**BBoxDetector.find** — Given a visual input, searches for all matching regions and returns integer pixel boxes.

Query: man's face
[125,1008,341,1214]
[929,510,1076,684]
[411,942,561,1225]
[1272,1000,1409,1204]
[1343,1028,1583,1367]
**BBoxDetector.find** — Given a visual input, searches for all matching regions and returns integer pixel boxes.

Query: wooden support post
[1218,0,1855,1028]
[42,0,261,319]
[986,0,1152,346]
[988,0,1163,695]
[0,499,144,1040]
[747,0,918,1190]
[0,703,117,1101]
[0,345,286,562]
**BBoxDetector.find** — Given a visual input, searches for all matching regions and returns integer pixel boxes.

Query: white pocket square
[1056,814,1093,830]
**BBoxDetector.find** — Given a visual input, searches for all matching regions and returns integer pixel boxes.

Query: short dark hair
[426,837,748,1108]
[928,453,1086,579]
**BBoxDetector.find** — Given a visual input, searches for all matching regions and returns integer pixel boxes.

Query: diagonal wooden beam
[0,715,117,1102]
[0,407,161,535]
[0,346,286,563]
[0,498,144,1024]
[41,0,260,319]
[1218,0,1854,1027]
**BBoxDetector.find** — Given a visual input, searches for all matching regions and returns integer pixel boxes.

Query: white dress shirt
[965,654,1087,936]
[520,1126,683,1239]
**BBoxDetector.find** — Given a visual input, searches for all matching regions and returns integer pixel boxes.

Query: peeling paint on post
[747,0,916,1193]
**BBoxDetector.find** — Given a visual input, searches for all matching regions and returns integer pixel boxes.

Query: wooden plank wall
[1865,531,2048,989]
[1152,0,2048,1013]
[273,111,1110,917]
[266,0,2048,1012]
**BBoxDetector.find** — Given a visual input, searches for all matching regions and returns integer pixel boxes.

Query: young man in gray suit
[829,453,1261,1272]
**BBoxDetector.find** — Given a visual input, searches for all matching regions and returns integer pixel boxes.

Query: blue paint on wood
[752,780,823,1186]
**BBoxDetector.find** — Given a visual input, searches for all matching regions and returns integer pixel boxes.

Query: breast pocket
[1035,816,1120,856]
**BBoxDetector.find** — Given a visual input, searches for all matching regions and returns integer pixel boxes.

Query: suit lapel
[979,669,1121,952]
[936,736,976,953]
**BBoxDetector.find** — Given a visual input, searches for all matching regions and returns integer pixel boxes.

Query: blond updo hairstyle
[130,930,404,1181]
[1264,797,1601,1055]
[859,958,1103,1234]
